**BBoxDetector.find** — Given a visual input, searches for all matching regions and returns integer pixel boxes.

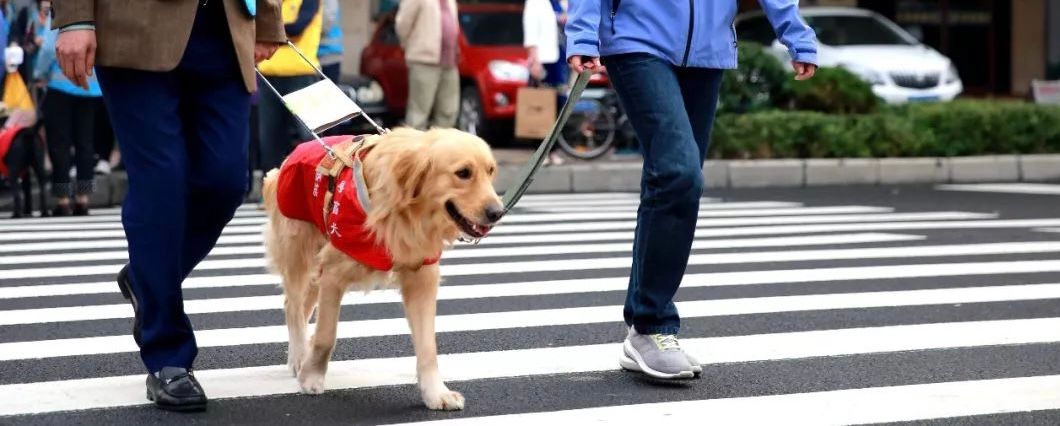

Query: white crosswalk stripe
[2,192,1060,423]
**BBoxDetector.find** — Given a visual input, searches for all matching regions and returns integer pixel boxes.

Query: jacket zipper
[681,0,695,66]
[610,0,621,34]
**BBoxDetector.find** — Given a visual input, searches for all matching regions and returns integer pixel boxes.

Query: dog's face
[391,129,503,240]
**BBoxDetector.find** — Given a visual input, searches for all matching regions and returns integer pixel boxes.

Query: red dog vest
[276,136,439,271]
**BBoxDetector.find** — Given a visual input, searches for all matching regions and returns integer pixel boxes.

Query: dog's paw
[287,356,301,377]
[297,370,326,395]
[422,389,465,411]
[287,349,304,377]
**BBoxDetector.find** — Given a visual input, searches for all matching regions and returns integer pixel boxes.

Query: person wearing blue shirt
[34,14,104,216]
[544,0,567,88]
[318,0,343,81]
[565,0,818,380]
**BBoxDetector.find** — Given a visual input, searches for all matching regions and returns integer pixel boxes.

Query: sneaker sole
[620,352,701,378]
[620,340,695,380]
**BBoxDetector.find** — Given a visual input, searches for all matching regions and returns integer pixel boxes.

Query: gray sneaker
[686,352,703,377]
[619,327,695,379]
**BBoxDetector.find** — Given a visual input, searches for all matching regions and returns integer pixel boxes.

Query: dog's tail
[261,168,281,214]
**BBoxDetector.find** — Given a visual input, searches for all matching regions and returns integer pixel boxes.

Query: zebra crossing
[2,189,1060,424]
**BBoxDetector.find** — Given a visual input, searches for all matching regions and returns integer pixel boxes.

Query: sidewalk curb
[493,154,1060,194]
[90,154,1060,207]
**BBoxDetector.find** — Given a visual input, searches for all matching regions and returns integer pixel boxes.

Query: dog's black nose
[484,204,504,224]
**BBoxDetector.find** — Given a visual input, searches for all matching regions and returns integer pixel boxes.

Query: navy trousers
[96,2,250,374]
[602,53,723,335]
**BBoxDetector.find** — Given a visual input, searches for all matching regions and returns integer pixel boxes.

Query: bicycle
[556,86,635,161]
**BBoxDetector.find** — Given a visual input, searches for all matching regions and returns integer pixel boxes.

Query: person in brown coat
[52,0,284,412]
[396,0,460,130]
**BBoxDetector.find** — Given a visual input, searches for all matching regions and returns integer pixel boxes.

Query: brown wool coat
[53,0,286,92]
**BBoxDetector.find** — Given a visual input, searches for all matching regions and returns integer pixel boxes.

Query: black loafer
[146,367,208,412]
[116,265,142,345]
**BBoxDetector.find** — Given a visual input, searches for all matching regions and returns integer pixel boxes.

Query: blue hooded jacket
[566,0,818,69]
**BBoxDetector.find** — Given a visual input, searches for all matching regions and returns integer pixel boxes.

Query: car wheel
[458,85,491,138]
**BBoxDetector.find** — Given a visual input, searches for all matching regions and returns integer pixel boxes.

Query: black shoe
[51,204,72,217]
[116,265,142,345]
[73,202,89,216]
[146,367,208,412]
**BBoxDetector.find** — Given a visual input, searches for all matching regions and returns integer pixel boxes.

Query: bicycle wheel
[556,99,617,160]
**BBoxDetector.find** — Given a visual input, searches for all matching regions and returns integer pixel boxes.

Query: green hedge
[710,101,1060,159]
[720,42,882,115]
[786,67,881,114]
[719,42,791,114]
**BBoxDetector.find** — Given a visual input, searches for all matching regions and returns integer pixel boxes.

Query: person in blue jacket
[566,0,818,380]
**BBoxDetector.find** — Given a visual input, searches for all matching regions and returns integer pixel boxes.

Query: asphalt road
[2,184,1060,425]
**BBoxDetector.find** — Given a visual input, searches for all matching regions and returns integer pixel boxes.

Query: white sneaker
[95,160,111,175]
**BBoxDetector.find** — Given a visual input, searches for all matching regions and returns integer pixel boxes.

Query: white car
[735,7,963,104]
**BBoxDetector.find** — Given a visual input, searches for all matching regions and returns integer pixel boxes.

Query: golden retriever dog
[261,127,503,410]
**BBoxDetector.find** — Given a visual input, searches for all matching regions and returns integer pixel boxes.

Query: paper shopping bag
[515,86,556,140]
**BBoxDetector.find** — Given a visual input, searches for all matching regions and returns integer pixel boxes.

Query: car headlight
[945,64,960,84]
[356,80,384,104]
[840,63,885,86]
[488,60,529,82]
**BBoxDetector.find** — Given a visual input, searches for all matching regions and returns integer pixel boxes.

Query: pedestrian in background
[523,0,565,165]
[258,0,323,173]
[396,0,459,130]
[318,0,343,82]
[565,0,818,379]
[34,12,102,216]
[9,0,48,85]
[524,0,560,86]
[91,86,116,174]
[53,0,284,411]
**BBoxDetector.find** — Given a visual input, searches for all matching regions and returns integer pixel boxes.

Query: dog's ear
[393,147,432,202]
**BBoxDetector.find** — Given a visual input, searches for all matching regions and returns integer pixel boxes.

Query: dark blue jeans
[95,1,249,374]
[602,53,723,335]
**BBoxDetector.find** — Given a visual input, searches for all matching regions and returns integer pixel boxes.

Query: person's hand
[558,13,568,26]
[55,29,96,90]
[254,42,281,64]
[793,61,817,80]
[569,56,604,74]
[529,61,545,81]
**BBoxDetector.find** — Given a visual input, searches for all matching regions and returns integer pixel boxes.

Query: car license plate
[908,95,940,102]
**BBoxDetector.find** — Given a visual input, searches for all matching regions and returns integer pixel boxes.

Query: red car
[360,2,606,140]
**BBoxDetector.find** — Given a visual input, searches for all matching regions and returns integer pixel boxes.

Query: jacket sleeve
[257,0,287,43]
[523,0,542,49]
[394,0,420,46]
[564,0,600,59]
[758,0,818,65]
[52,0,95,29]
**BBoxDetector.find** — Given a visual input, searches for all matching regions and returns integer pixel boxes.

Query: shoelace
[652,334,681,351]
